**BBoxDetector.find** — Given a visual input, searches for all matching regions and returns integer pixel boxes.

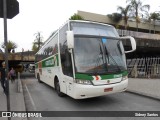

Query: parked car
[28,64,35,73]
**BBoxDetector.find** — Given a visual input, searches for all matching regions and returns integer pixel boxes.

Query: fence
[127,57,160,78]
[117,29,160,40]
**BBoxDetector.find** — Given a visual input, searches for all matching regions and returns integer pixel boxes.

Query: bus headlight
[122,75,128,81]
[76,79,92,85]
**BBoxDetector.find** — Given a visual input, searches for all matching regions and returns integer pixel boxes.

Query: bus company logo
[45,59,54,66]
[92,75,101,80]
[45,56,58,67]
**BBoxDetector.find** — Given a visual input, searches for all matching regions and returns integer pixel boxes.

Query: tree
[144,12,152,33]
[32,32,43,52]
[107,13,122,28]
[1,40,17,53]
[126,0,150,31]
[69,14,84,20]
[32,44,38,53]
[117,5,131,30]
[150,12,160,34]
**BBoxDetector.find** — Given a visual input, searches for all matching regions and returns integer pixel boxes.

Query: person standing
[9,67,16,83]
[0,62,7,94]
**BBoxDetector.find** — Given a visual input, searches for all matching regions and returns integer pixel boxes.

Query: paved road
[21,77,160,120]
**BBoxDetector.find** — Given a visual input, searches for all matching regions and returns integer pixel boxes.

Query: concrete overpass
[0,53,35,61]
[0,53,35,72]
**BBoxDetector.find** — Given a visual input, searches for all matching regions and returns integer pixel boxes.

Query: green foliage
[1,40,17,53]
[32,32,43,53]
[108,13,122,23]
[117,5,131,29]
[126,0,150,31]
[69,14,84,20]
[150,12,160,20]
[150,12,160,33]
[32,44,39,53]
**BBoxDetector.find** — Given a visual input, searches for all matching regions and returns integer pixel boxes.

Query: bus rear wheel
[55,79,64,97]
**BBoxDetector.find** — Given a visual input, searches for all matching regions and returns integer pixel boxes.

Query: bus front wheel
[55,79,64,97]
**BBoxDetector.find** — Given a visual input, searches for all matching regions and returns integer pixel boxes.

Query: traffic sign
[0,0,19,19]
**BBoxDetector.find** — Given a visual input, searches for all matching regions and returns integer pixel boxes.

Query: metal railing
[117,29,160,40]
[127,57,160,78]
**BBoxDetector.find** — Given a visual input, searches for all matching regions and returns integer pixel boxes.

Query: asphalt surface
[21,78,160,120]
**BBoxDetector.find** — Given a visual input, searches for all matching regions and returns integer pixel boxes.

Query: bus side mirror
[66,31,74,49]
[120,36,136,53]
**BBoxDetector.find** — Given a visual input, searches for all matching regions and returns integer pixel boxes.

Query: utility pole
[1,0,19,118]
[3,0,10,120]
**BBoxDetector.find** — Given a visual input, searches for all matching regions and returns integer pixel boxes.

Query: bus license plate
[104,88,113,92]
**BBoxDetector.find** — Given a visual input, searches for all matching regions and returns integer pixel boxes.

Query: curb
[17,78,22,93]
[17,72,22,93]
[126,90,160,101]
[16,77,28,120]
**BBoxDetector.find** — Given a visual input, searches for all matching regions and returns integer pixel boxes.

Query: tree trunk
[136,21,138,32]
[8,49,11,53]
[149,22,151,33]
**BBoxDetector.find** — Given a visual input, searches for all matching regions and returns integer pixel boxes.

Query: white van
[28,64,35,73]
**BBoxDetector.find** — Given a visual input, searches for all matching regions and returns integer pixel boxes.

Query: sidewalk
[127,78,160,101]
[0,82,7,120]
[0,80,27,120]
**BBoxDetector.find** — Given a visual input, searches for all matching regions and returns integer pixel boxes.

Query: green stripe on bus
[75,74,93,80]
[75,71,128,80]
[41,55,59,68]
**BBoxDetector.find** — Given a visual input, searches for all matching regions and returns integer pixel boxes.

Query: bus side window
[61,49,73,77]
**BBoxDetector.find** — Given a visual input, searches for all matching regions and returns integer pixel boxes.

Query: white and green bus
[35,20,136,99]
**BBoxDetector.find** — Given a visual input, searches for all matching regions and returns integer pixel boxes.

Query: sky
[0,0,160,52]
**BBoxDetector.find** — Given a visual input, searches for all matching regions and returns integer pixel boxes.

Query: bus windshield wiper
[104,46,122,72]
[93,44,106,75]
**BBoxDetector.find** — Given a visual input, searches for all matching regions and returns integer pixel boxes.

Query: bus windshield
[74,36,127,75]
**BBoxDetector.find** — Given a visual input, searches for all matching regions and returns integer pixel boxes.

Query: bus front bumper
[72,79,128,99]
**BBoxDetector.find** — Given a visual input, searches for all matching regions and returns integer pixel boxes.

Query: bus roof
[35,20,114,54]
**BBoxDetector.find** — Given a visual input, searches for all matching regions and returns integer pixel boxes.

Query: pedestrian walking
[0,62,7,94]
[9,67,16,83]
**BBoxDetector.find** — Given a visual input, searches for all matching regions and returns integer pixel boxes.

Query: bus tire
[55,79,64,97]
[37,74,42,83]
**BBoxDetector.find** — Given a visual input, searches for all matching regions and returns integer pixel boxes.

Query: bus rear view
[35,20,136,99]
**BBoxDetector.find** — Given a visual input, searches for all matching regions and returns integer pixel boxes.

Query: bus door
[61,49,74,95]
[63,75,74,96]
